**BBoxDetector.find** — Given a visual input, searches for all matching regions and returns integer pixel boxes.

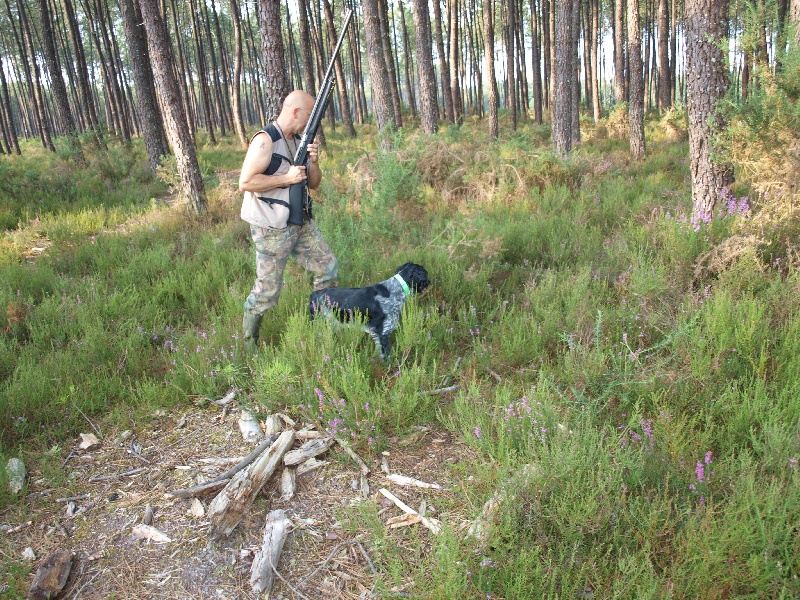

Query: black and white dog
[309,263,430,361]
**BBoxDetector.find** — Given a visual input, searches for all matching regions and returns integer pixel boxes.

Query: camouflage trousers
[244,219,339,317]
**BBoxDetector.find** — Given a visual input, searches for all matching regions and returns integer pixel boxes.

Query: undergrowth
[1,112,798,597]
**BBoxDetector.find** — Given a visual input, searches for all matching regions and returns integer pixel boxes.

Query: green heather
[1,114,798,597]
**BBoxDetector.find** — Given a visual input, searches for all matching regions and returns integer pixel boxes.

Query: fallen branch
[419,384,460,396]
[284,437,334,466]
[386,474,443,490]
[335,437,370,475]
[164,434,278,499]
[3,521,33,534]
[378,488,441,534]
[88,467,146,483]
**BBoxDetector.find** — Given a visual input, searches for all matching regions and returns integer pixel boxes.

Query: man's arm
[238,132,307,193]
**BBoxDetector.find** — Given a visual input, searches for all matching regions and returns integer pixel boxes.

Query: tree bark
[553,0,572,155]
[362,0,396,138]
[229,0,247,147]
[507,0,517,130]
[120,0,170,173]
[139,0,207,215]
[432,0,454,122]
[448,0,464,121]
[0,59,19,154]
[657,0,670,111]
[323,0,356,136]
[571,0,580,145]
[530,0,543,123]
[614,0,626,103]
[590,0,601,119]
[259,0,290,121]
[628,0,645,158]
[63,0,103,145]
[792,0,800,44]
[378,0,403,126]
[400,1,417,117]
[483,0,499,139]
[686,0,733,221]
[412,0,439,133]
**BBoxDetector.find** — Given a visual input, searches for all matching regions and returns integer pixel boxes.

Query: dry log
[27,549,73,600]
[378,488,441,534]
[284,437,334,466]
[295,429,323,440]
[249,509,292,596]
[263,414,284,436]
[88,467,146,483]
[280,468,296,501]
[238,410,263,443]
[78,433,101,450]
[208,430,295,538]
[131,524,171,543]
[296,458,327,477]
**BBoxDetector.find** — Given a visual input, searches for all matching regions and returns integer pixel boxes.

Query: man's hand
[286,165,307,185]
[307,140,319,164]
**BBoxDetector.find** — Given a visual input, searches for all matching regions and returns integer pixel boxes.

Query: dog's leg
[366,330,386,361]
[377,333,391,361]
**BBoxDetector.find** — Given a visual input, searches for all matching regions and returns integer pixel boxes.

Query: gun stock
[288,9,354,226]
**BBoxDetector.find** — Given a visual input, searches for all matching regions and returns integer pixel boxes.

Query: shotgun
[288,8,354,226]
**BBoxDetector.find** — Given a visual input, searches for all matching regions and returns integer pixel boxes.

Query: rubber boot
[243,312,263,355]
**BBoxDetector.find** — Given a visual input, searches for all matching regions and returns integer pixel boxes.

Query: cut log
[131,524,171,543]
[238,410,264,443]
[280,468,296,501]
[208,430,295,538]
[27,549,73,600]
[284,437,334,466]
[249,509,292,596]
[262,414,284,436]
[295,429,323,440]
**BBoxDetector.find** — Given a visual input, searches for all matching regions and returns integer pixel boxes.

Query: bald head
[277,90,314,135]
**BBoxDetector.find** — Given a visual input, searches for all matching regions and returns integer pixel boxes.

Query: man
[239,90,339,353]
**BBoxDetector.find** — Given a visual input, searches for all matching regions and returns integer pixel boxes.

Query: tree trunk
[483,0,499,139]
[530,0,543,123]
[377,0,403,126]
[120,0,170,173]
[229,0,247,147]
[614,0,626,103]
[507,0,517,130]
[686,0,733,221]
[139,0,207,215]
[553,0,572,155]
[543,0,551,109]
[657,0,670,111]
[412,0,439,133]
[400,1,417,117]
[628,0,645,158]
[259,0,290,121]
[0,60,20,154]
[448,0,464,121]
[362,0,396,138]
[323,0,356,136]
[591,0,601,119]
[37,0,84,162]
[791,0,800,45]
[17,0,55,151]
[571,0,580,145]
[432,0,454,122]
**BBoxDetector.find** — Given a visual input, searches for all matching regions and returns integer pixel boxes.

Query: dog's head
[396,263,430,294]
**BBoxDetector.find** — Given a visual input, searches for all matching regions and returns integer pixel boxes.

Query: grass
[1,112,799,598]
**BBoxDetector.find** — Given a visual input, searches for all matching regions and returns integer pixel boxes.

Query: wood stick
[164,479,229,500]
[378,488,441,534]
[56,494,90,503]
[250,509,292,596]
[419,384,460,396]
[335,437,370,475]
[88,467,146,483]
[284,436,334,466]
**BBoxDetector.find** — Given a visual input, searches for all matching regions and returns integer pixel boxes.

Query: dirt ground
[1,402,478,599]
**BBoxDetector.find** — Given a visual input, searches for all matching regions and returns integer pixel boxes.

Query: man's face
[296,104,312,130]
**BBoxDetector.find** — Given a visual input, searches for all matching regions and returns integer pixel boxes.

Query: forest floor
[2,401,475,599]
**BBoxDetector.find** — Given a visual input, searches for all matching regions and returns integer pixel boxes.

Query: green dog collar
[393,273,411,296]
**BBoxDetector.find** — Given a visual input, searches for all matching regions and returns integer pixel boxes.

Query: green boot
[243,312,263,354]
